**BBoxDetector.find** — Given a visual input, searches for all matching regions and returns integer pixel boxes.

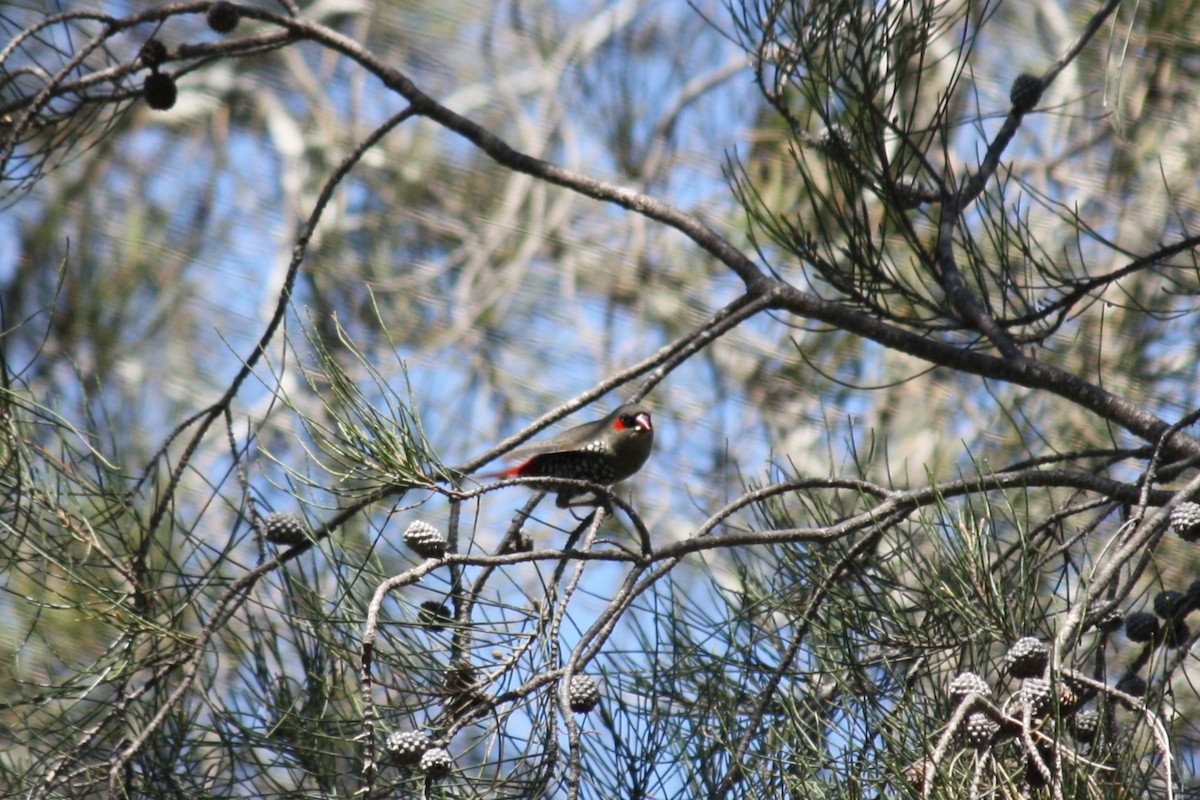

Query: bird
[487,403,654,507]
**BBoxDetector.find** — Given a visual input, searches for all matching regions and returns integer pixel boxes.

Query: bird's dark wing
[505,417,607,461]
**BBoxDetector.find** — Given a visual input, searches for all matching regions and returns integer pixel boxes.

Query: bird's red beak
[634,412,652,432]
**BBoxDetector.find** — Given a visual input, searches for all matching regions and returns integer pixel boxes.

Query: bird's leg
[556,485,610,511]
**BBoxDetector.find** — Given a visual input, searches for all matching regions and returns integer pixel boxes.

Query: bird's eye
[619,414,636,428]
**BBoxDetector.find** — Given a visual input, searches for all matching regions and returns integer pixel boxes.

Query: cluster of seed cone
[1118,580,1200,651]
[388,519,601,780]
[139,3,243,111]
[383,674,599,782]
[908,636,1103,793]
[945,637,1091,754]
[916,581,1194,796]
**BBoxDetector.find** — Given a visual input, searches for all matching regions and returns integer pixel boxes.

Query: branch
[765,283,1200,459]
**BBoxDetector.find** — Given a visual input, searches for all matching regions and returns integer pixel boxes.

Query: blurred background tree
[3,0,1200,797]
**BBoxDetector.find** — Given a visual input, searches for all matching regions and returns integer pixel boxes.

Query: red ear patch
[612,418,627,430]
